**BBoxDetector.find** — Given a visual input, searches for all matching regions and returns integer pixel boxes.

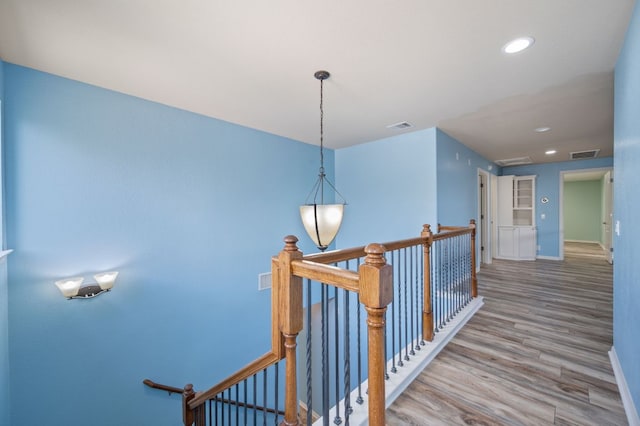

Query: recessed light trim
[503,36,535,54]
[535,126,551,133]
[545,150,557,155]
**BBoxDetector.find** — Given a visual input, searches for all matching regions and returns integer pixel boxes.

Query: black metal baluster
[356,289,363,404]
[397,249,403,366]
[414,246,420,351]
[453,237,458,317]
[420,245,425,346]
[435,240,445,330]
[253,374,257,426]
[263,369,267,426]
[409,246,415,356]
[222,390,226,426]
[459,235,463,312]
[274,363,279,426]
[452,236,456,316]
[306,279,313,426]
[390,249,397,373]
[236,384,240,426]
[447,239,452,322]
[461,235,465,309]
[322,283,329,426]
[344,288,352,423]
[469,234,472,303]
[403,248,410,361]
[467,234,472,304]
[334,286,342,425]
[244,379,248,426]
[450,236,455,317]
[214,393,218,426]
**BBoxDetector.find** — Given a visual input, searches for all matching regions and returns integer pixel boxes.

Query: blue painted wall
[435,129,497,226]
[0,57,10,426]
[3,63,325,426]
[335,128,438,247]
[502,157,613,258]
[614,0,640,413]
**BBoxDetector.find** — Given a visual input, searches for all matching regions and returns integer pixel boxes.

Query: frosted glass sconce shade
[55,271,119,299]
[55,277,84,298]
[94,271,119,290]
[300,204,344,251]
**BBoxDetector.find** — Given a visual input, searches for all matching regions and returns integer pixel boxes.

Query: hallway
[387,253,625,425]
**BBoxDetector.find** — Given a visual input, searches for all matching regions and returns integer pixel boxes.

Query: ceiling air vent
[494,157,532,167]
[386,121,413,130]
[570,149,600,160]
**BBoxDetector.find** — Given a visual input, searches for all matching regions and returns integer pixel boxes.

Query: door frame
[477,168,492,265]
[559,167,613,260]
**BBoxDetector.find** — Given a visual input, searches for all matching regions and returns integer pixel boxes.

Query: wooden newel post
[469,219,478,298]
[358,243,393,426]
[421,224,434,342]
[278,236,304,426]
[182,384,195,426]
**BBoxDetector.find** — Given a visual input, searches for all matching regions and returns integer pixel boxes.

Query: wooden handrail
[433,227,472,240]
[290,260,360,292]
[188,351,280,409]
[301,229,473,265]
[301,236,426,264]
[143,379,184,395]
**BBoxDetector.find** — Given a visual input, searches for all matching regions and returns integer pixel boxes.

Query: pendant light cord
[319,78,325,175]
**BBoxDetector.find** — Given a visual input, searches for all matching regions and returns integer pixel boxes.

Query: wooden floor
[564,241,608,260]
[387,245,626,425]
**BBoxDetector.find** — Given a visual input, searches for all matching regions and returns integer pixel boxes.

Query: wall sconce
[55,271,119,299]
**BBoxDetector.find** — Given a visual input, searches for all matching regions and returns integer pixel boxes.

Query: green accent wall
[563,180,603,242]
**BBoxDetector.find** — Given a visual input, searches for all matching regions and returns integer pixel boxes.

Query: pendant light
[299,70,346,251]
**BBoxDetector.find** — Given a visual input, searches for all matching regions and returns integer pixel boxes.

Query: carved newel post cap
[364,243,386,266]
[470,219,476,226]
[422,224,431,233]
[283,235,300,252]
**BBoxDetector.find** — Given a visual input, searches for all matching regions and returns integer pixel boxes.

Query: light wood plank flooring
[564,241,608,260]
[387,248,626,425]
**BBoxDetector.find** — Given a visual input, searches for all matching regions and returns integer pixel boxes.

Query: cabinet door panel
[519,227,537,259]
[498,227,517,258]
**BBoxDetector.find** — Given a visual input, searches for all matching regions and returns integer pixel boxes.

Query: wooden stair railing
[146,220,478,426]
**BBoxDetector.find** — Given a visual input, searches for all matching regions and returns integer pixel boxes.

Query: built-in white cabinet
[496,175,537,260]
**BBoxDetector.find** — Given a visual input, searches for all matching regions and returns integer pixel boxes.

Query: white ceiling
[0,0,635,164]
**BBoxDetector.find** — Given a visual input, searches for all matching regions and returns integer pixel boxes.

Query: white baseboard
[609,346,640,426]
[564,239,601,244]
[536,255,561,260]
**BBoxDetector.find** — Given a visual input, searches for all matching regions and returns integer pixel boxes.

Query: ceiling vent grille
[495,157,532,167]
[386,121,413,130]
[570,149,600,160]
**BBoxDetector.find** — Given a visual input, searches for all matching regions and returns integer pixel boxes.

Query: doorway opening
[559,168,613,263]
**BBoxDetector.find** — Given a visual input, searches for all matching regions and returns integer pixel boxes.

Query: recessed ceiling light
[545,150,557,155]
[535,126,551,133]
[503,36,535,54]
